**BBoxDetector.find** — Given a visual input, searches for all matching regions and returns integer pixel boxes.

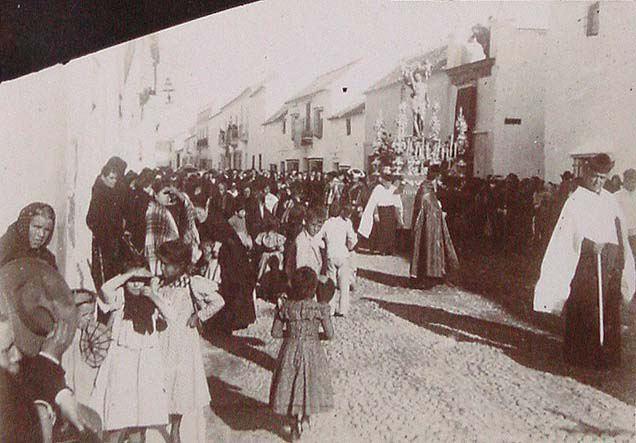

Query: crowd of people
[2,151,636,442]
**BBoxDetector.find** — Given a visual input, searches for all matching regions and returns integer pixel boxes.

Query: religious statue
[402,60,432,139]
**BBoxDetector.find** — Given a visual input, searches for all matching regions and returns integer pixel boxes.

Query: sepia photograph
[1,0,636,441]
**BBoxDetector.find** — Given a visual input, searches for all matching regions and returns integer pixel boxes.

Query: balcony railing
[196,138,208,149]
[239,124,248,142]
[301,128,313,146]
[224,125,239,146]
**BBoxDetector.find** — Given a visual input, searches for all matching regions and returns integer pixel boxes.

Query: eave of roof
[263,106,288,126]
[328,102,365,120]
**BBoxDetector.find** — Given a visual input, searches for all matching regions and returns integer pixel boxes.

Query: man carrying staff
[534,154,635,369]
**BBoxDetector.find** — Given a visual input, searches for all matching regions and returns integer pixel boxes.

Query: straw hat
[0,258,77,356]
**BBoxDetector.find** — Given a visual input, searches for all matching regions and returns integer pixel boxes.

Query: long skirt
[270,337,334,416]
[563,241,623,369]
[375,206,397,255]
[220,283,257,331]
[90,343,169,430]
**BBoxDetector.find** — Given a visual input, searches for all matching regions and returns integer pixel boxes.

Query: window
[504,118,522,125]
[313,109,323,138]
[251,155,255,169]
[290,115,297,141]
[305,102,312,131]
[586,2,600,37]
[282,117,286,134]
[259,154,262,170]
[346,118,352,136]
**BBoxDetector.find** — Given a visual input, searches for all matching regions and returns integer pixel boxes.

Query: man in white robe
[534,154,635,368]
[358,175,404,255]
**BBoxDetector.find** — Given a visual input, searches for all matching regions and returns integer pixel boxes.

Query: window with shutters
[305,102,312,131]
[586,2,600,37]
[313,108,323,138]
[290,115,297,141]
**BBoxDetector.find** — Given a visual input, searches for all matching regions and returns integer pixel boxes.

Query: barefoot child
[269,267,334,441]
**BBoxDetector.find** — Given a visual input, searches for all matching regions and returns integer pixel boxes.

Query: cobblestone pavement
[200,253,636,442]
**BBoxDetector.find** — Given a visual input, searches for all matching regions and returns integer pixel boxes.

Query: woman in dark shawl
[0,202,57,269]
[410,180,459,289]
[217,204,257,333]
[86,157,128,289]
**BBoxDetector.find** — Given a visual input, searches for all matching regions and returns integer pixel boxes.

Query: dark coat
[246,198,270,238]
[86,177,126,252]
[218,231,257,330]
[123,188,151,253]
[0,369,42,442]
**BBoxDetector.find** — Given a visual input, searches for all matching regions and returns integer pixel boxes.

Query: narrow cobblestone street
[200,253,636,442]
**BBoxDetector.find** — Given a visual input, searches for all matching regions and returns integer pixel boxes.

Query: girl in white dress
[89,256,170,442]
[154,239,224,443]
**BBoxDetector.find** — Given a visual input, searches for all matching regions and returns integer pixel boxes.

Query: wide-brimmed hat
[0,258,77,356]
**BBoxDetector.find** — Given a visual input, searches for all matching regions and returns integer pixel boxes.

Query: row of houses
[164,2,635,184]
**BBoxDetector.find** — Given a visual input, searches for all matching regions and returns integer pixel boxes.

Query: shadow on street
[207,375,288,441]
[366,297,636,408]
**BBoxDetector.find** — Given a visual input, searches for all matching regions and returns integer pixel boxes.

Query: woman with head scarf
[86,157,128,289]
[0,202,57,269]
[218,200,257,333]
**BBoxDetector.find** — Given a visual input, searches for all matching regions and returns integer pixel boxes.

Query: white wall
[0,67,68,269]
[324,114,365,170]
[491,24,546,178]
[264,117,292,171]
[1,34,187,288]
[544,1,636,182]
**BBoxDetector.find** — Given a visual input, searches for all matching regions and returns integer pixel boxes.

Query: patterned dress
[269,299,334,416]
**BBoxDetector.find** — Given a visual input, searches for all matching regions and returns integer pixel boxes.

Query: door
[454,85,477,175]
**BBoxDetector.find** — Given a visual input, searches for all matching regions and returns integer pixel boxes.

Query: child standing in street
[321,203,358,317]
[154,239,224,443]
[269,267,334,442]
[89,256,170,442]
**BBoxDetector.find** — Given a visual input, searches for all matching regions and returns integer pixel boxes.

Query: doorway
[454,85,477,175]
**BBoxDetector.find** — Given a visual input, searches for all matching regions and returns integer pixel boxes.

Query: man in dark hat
[0,258,101,441]
[534,153,635,369]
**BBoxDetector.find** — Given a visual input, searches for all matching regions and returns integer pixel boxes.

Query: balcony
[225,125,239,146]
[239,124,248,142]
[196,138,208,149]
[301,128,313,146]
[446,57,495,86]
